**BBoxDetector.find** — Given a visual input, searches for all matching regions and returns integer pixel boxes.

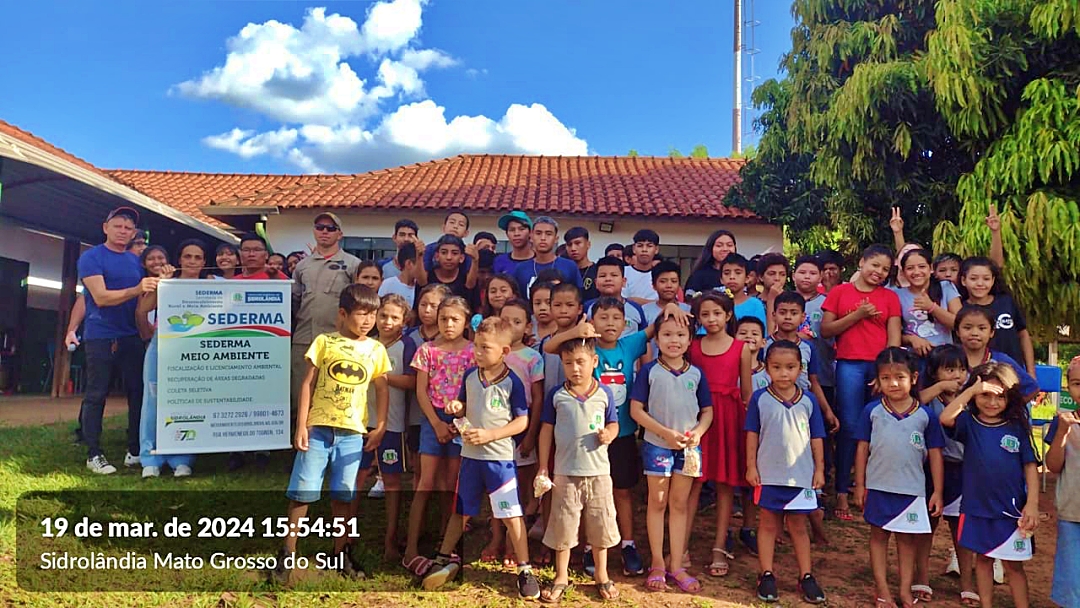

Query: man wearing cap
[564,226,599,301]
[77,207,160,474]
[126,230,149,257]
[510,217,582,294]
[290,212,361,421]
[623,229,661,304]
[493,210,535,275]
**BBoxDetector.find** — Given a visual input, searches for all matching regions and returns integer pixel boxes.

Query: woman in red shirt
[821,244,903,520]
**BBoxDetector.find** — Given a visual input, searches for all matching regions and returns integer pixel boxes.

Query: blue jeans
[287,426,365,503]
[834,360,876,495]
[80,335,144,458]
[139,334,195,470]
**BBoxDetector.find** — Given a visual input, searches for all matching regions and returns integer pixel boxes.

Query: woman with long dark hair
[685,230,737,297]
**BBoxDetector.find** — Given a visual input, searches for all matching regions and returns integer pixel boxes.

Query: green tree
[690,144,710,158]
[929,0,1080,336]
[727,0,977,252]
[627,149,639,157]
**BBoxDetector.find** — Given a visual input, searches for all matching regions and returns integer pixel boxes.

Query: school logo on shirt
[1000,435,1021,453]
[685,378,697,392]
[490,395,506,410]
[498,500,511,511]
[381,449,399,466]
[589,412,604,431]
[1013,539,1028,552]
[906,513,920,524]
[799,420,810,433]
[803,489,815,500]
[996,313,1015,331]
[910,432,925,449]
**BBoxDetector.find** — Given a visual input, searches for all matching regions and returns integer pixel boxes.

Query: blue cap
[498,210,533,231]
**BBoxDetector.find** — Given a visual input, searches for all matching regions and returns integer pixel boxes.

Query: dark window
[342,237,397,262]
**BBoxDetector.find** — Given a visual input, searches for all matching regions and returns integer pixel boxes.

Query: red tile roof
[0,119,111,178]
[203,155,755,220]
[106,170,332,229]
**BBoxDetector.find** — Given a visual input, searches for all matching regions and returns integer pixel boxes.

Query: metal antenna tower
[742,0,762,149]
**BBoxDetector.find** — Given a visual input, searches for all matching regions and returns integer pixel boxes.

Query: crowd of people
[67,205,1079,607]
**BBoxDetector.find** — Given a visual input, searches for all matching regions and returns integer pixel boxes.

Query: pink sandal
[645,567,668,592]
[668,568,702,593]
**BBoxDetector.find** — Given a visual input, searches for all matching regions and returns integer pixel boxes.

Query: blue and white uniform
[949,411,1037,561]
[453,366,529,519]
[926,397,965,517]
[745,387,827,513]
[630,359,712,477]
[360,337,417,474]
[855,398,945,533]
[763,336,820,391]
[750,364,771,392]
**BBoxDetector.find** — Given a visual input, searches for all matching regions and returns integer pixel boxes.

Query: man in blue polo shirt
[510,217,582,294]
[78,206,159,474]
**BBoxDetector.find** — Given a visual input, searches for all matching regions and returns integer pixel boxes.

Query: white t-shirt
[623,266,658,301]
[379,276,415,308]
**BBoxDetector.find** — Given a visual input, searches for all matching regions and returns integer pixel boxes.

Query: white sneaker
[87,455,117,475]
[173,465,192,478]
[142,466,161,478]
[124,452,141,467]
[993,559,1005,584]
[367,476,385,499]
[945,548,960,577]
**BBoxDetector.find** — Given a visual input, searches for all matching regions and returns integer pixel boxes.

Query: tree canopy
[729,0,1080,335]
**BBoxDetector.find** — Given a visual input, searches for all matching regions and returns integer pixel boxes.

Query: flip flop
[645,567,668,592]
[668,568,702,593]
[835,507,854,522]
[540,582,573,604]
[597,580,619,601]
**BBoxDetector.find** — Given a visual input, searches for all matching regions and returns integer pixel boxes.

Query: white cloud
[182,2,588,172]
[203,127,299,159]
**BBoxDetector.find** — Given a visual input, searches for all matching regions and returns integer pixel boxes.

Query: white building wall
[0,222,90,311]
[266,210,782,260]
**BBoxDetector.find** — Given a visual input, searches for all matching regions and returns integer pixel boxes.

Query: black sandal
[540,582,572,604]
[597,580,619,601]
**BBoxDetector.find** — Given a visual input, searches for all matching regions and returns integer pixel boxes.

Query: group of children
[267,216,1079,608]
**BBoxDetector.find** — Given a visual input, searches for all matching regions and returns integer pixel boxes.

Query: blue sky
[0,1,794,174]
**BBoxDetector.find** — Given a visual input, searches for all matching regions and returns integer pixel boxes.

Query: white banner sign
[156,279,291,454]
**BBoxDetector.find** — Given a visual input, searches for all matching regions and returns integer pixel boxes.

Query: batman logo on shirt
[327,359,368,385]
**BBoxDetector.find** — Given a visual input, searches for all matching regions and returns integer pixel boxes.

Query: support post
[51,238,80,397]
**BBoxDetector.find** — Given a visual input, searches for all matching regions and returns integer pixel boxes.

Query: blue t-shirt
[734,297,767,327]
[595,330,649,437]
[586,298,648,338]
[494,253,532,276]
[947,410,1037,519]
[77,244,145,340]
[512,257,583,294]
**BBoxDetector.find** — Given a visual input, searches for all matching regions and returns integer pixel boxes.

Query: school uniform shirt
[763,336,820,391]
[804,294,836,388]
[629,359,713,449]
[890,281,960,347]
[378,276,415,308]
[505,346,545,408]
[734,297,767,328]
[947,410,1037,519]
[77,245,145,340]
[927,397,965,462]
[972,294,1028,365]
[745,387,827,488]
[540,382,619,477]
[364,338,416,433]
[1045,417,1080,522]
[822,283,902,361]
[855,398,946,497]
[751,366,771,392]
[623,266,658,301]
[511,257,583,294]
[304,333,391,433]
[538,335,567,406]
[642,301,691,325]
[595,330,650,437]
[457,367,529,461]
[586,298,648,338]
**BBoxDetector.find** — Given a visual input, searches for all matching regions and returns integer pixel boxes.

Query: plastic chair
[1032,365,1062,492]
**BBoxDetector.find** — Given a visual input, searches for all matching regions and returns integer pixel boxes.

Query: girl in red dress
[687,291,753,578]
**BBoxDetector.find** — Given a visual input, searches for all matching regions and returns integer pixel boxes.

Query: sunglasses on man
[314,224,339,232]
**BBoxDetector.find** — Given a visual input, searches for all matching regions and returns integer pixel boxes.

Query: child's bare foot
[480,539,502,563]
[383,544,401,562]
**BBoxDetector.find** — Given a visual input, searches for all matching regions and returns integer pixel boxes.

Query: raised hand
[986,203,1001,232]
[890,207,905,234]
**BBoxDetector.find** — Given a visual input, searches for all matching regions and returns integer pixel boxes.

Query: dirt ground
[0,396,1063,607]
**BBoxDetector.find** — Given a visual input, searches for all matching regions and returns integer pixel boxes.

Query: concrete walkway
[0,395,129,427]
